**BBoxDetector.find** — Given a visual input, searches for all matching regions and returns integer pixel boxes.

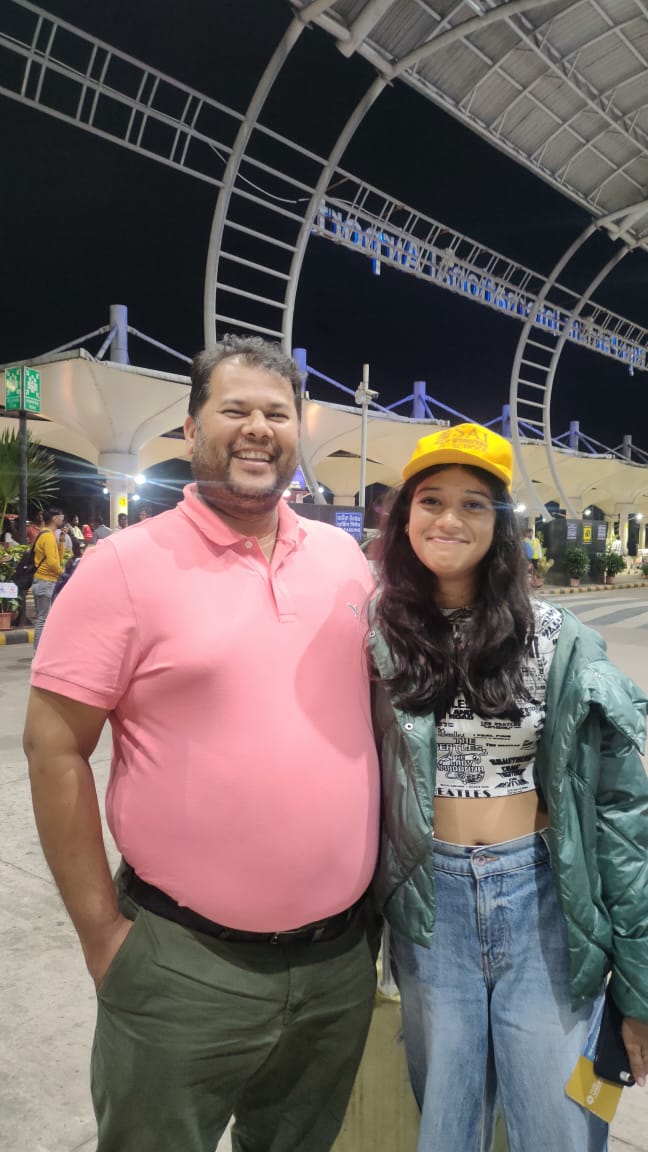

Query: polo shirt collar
[178,483,307,550]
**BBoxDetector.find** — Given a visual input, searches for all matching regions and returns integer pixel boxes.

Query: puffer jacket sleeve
[594,681,648,1022]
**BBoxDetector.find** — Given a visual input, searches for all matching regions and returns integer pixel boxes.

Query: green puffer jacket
[370,605,648,1021]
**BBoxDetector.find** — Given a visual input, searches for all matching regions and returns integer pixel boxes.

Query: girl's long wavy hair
[373,464,536,721]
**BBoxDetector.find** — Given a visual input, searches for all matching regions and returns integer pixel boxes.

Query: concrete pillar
[292,347,308,396]
[98,452,138,529]
[568,421,579,450]
[566,495,583,516]
[614,503,634,552]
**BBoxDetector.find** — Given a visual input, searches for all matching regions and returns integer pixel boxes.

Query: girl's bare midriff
[434,791,548,846]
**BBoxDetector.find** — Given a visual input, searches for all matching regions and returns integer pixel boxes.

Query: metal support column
[355,364,378,511]
[109,305,129,365]
[412,381,426,419]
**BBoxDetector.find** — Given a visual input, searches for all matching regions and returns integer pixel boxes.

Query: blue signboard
[334,510,364,541]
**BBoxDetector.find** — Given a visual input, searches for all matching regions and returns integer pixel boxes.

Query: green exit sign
[4,367,21,411]
[24,367,41,413]
[3,366,41,414]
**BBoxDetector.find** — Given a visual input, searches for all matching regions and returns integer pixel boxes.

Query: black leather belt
[120,861,364,944]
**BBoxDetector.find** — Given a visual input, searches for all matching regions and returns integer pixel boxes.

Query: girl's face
[407,466,496,598]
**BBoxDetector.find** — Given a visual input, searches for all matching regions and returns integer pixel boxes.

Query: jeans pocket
[96,911,146,1000]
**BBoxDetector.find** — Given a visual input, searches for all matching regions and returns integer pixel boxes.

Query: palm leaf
[0,428,59,526]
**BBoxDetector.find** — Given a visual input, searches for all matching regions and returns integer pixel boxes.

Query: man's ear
[184,414,196,457]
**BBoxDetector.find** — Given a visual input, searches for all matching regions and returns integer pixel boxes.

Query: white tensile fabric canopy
[1,354,646,519]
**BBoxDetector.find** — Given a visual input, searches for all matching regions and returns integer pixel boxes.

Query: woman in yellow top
[32,506,66,651]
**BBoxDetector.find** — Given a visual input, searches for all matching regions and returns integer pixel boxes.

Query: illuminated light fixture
[102,486,109,495]
[466,0,483,10]
[131,493,141,502]
[283,489,292,499]
[514,503,526,514]
[583,508,591,516]
[134,473,146,485]
[318,486,325,493]
[636,513,644,521]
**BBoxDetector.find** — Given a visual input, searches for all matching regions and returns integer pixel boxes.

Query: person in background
[369,422,648,1152]
[51,538,85,604]
[24,335,380,1152]
[90,515,112,545]
[137,505,152,521]
[68,514,84,543]
[81,523,93,543]
[56,519,73,554]
[26,511,45,545]
[117,513,129,530]
[31,506,66,651]
[522,527,535,578]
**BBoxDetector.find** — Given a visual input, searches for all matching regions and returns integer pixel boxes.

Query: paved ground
[2,586,647,1151]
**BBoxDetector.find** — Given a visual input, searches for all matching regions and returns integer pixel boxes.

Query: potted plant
[532,554,553,588]
[604,550,626,584]
[641,561,648,580]
[564,546,590,587]
[0,548,20,630]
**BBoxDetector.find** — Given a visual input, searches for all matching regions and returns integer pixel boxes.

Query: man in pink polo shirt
[24,336,380,1152]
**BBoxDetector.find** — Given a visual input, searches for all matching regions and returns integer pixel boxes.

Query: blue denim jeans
[391,832,608,1152]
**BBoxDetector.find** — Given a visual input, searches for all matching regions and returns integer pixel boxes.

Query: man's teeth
[235,451,272,461]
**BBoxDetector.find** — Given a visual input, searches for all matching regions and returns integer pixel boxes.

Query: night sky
[2,0,648,473]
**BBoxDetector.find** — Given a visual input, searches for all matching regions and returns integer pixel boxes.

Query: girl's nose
[436,505,462,527]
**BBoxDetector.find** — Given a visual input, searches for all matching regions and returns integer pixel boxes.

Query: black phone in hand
[594,988,635,1086]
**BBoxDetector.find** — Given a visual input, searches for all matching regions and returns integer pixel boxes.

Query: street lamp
[354,363,378,512]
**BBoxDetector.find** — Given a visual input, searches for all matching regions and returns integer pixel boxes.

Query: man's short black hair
[189,335,303,419]
[44,506,64,523]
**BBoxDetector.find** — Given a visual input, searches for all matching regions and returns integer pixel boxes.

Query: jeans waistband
[119,861,364,944]
[432,830,551,876]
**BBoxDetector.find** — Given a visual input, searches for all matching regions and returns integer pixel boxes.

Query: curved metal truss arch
[4,0,648,517]
[510,198,648,520]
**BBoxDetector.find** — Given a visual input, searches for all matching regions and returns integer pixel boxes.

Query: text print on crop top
[435,602,562,799]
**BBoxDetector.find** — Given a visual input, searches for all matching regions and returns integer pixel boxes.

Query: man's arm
[24,687,132,987]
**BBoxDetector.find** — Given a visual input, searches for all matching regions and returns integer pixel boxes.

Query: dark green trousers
[91,898,377,1152]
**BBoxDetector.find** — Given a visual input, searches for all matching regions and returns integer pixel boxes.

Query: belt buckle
[270,918,328,945]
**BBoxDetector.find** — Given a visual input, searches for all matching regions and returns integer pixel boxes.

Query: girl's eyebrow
[416,484,493,499]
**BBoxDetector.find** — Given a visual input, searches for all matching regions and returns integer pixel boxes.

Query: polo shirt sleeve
[31,543,140,711]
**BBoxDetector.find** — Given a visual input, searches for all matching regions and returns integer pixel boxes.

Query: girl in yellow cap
[369,423,648,1151]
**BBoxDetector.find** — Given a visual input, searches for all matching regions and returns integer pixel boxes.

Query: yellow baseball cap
[402,423,513,490]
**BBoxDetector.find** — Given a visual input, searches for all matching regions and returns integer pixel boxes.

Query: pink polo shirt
[31,486,379,931]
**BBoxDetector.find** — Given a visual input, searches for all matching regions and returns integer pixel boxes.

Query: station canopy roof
[2,354,646,517]
[295,0,648,246]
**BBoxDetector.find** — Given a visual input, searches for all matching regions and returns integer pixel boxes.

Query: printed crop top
[435,601,562,799]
